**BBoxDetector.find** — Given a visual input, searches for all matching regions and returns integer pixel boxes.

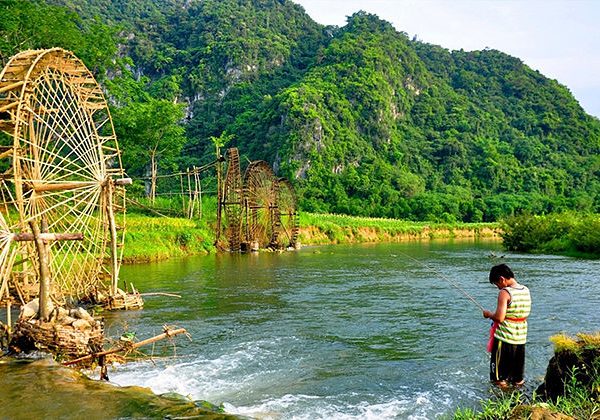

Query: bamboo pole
[105,179,119,296]
[186,168,193,219]
[196,168,202,220]
[215,145,222,243]
[12,232,83,241]
[28,220,51,321]
[179,172,185,215]
[62,327,188,366]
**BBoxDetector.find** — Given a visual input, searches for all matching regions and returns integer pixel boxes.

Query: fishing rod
[400,252,485,312]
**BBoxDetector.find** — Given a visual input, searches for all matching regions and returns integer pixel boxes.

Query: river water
[2,239,600,419]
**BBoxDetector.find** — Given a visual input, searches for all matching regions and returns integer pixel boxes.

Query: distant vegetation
[500,212,600,257]
[1,0,599,223]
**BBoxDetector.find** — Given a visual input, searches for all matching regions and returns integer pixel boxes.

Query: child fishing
[483,263,531,388]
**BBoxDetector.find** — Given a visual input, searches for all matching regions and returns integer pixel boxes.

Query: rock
[69,307,94,323]
[529,406,574,420]
[20,299,39,319]
[62,316,77,326]
[56,308,70,322]
[72,319,91,331]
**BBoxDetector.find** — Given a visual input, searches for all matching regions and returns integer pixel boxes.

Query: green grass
[299,212,499,244]
[123,212,216,262]
[120,209,500,261]
[452,378,600,419]
[452,333,600,419]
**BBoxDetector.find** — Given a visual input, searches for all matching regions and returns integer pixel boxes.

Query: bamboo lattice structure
[0,48,130,305]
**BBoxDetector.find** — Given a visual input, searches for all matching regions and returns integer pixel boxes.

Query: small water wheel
[275,178,299,249]
[243,160,278,249]
[221,148,243,251]
[0,48,128,304]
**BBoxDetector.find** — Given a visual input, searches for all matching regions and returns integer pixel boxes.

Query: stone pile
[9,299,104,360]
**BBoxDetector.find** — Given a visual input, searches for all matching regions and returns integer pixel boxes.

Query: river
[2,239,600,419]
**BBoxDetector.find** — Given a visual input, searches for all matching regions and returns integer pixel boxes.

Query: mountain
[2,0,599,221]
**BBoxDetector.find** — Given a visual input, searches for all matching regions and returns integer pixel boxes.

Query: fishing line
[399,252,485,312]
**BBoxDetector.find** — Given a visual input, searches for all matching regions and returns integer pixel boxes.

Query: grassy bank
[299,212,499,245]
[501,212,600,258]
[453,333,600,419]
[123,212,215,263]
[121,211,500,262]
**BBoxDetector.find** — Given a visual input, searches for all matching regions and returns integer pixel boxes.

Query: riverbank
[454,333,600,419]
[298,212,499,245]
[122,211,501,263]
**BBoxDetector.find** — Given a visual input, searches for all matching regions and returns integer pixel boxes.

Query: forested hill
[1,0,599,222]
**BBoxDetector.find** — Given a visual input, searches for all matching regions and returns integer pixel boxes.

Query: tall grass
[452,332,600,419]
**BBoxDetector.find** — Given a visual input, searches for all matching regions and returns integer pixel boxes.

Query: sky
[293,0,600,119]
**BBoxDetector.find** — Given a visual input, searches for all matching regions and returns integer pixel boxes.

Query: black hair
[489,263,514,284]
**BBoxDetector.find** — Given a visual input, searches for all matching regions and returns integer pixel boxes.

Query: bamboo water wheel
[221,148,243,251]
[217,151,299,252]
[275,178,299,249]
[0,48,131,307]
[243,160,278,249]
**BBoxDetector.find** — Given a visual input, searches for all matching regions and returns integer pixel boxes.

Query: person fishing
[483,263,531,388]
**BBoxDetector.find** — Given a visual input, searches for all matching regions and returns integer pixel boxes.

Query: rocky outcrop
[535,334,600,402]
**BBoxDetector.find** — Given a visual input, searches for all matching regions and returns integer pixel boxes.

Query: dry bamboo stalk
[32,181,98,192]
[62,327,188,366]
[140,292,182,298]
[105,179,119,296]
[0,148,13,160]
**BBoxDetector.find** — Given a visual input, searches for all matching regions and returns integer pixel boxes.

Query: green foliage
[2,1,600,223]
[500,212,600,256]
[112,97,187,178]
[0,0,118,74]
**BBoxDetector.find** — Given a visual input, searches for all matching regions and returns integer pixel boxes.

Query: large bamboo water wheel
[0,48,132,308]
[275,178,299,249]
[221,148,243,251]
[243,160,278,250]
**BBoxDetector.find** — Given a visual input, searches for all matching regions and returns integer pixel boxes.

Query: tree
[112,99,186,202]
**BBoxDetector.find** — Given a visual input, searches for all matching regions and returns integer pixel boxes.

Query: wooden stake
[105,179,119,296]
[28,220,51,321]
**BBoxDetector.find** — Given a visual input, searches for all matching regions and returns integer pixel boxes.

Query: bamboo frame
[0,48,128,304]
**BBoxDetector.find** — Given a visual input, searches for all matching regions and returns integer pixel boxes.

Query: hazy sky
[293,0,600,118]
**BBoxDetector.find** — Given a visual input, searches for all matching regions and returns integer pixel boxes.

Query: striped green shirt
[494,284,531,345]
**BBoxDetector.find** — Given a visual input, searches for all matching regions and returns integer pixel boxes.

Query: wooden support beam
[13,232,83,242]
[32,181,98,192]
[28,221,51,322]
[114,178,132,186]
[0,101,18,113]
[0,80,24,93]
